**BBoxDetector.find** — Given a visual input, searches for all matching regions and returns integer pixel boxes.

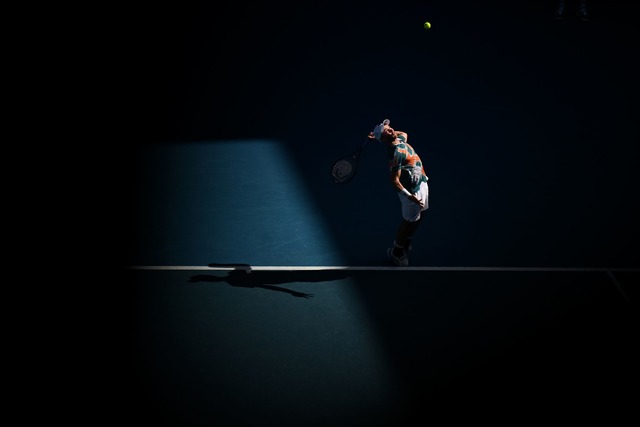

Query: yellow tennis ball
[424,21,431,29]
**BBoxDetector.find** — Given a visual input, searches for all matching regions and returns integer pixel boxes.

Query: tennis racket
[331,138,371,184]
[331,119,389,184]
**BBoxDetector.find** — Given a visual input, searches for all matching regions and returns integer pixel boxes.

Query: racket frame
[331,138,371,184]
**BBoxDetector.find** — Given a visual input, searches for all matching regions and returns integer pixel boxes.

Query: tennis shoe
[387,247,409,266]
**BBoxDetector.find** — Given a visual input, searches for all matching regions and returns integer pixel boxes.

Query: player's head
[374,125,396,143]
[373,119,395,143]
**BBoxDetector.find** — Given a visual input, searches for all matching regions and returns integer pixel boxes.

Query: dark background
[112,1,640,425]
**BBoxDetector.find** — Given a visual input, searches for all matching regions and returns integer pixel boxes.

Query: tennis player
[369,120,429,266]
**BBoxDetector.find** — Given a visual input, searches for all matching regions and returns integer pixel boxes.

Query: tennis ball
[424,21,431,29]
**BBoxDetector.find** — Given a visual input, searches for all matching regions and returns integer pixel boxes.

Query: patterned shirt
[388,134,428,194]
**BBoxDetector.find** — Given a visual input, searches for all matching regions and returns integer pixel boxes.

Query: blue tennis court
[121,1,639,425]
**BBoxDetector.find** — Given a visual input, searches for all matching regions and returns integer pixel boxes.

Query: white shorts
[398,180,429,222]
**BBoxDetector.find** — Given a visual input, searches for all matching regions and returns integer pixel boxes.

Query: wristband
[401,188,411,197]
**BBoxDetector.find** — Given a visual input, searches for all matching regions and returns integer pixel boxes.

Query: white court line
[128,265,640,272]
[607,270,633,304]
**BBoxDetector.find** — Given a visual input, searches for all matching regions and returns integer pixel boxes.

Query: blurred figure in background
[554,0,590,21]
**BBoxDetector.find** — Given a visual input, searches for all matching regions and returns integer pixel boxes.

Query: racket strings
[332,159,355,183]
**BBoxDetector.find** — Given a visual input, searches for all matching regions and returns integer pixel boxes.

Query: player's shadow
[188,264,353,298]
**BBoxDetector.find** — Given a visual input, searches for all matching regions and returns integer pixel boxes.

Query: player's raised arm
[395,131,408,142]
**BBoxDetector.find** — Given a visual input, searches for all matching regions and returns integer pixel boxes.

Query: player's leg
[395,211,424,245]
[391,181,429,260]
